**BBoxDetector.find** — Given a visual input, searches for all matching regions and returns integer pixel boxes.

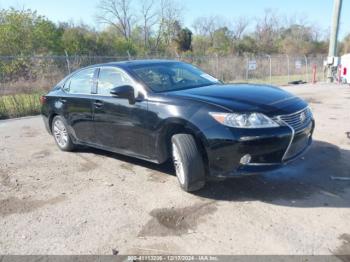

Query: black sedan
[41,60,315,192]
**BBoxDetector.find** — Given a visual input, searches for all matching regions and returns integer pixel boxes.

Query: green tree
[212,27,232,54]
[0,8,62,55]
[279,25,314,54]
[174,27,192,52]
[192,35,211,56]
[33,19,63,54]
[61,26,99,55]
[234,36,259,55]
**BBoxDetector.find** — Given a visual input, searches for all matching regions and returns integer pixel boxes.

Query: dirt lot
[0,83,350,255]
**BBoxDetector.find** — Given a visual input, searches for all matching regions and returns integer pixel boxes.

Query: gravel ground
[0,83,350,255]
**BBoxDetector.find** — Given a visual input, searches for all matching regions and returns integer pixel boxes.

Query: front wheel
[52,115,75,152]
[171,134,206,192]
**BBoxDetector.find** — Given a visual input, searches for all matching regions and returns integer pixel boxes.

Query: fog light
[240,154,251,165]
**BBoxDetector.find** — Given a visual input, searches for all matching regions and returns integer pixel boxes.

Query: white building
[340,54,350,83]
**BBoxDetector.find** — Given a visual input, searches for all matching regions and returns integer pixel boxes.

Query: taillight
[40,96,47,105]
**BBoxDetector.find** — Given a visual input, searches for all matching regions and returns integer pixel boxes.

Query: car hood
[167,84,308,116]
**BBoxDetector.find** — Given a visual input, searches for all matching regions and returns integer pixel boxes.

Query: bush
[0,93,42,119]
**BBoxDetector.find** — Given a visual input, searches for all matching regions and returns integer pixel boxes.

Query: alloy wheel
[172,143,185,185]
[53,119,68,148]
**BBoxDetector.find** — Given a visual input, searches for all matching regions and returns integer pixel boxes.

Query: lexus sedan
[41,60,315,192]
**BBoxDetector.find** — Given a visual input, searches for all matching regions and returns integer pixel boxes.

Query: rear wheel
[52,116,75,151]
[171,134,206,192]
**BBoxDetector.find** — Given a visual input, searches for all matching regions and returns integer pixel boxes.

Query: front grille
[284,133,311,160]
[275,107,312,132]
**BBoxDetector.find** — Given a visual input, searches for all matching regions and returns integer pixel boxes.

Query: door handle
[59,98,67,103]
[94,100,103,108]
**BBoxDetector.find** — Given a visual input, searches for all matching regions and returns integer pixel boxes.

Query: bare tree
[287,15,323,42]
[283,13,309,29]
[193,16,215,36]
[96,0,134,40]
[254,9,281,53]
[341,34,350,54]
[231,17,249,40]
[154,0,183,48]
[139,0,157,49]
[192,16,225,44]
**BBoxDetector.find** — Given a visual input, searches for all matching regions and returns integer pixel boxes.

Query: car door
[92,67,152,159]
[61,67,98,143]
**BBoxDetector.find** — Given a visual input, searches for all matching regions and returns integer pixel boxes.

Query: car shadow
[74,146,175,175]
[197,140,350,208]
[76,140,350,208]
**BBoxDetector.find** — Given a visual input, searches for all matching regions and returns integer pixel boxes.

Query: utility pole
[327,0,343,82]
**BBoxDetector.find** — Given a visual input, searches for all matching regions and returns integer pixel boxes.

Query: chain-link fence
[0,54,326,95]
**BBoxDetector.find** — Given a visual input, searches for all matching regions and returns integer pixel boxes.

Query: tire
[52,115,75,152]
[171,134,206,192]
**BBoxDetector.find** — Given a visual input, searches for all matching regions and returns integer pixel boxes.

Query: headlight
[209,112,279,128]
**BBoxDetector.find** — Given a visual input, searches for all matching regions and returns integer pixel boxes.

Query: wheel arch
[156,117,209,166]
[48,112,58,133]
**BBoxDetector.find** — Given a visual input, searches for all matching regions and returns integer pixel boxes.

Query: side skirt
[72,140,161,164]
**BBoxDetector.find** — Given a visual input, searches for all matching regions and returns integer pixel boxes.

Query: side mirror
[110,85,135,104]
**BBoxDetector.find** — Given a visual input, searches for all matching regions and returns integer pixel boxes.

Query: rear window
[63,68,95,94]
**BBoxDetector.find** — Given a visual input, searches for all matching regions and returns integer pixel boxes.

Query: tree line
[0,0,349,57]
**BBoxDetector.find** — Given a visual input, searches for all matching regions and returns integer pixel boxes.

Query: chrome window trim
[60,66,149,99]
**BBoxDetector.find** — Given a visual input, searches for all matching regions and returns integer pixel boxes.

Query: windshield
[129,62,220,92]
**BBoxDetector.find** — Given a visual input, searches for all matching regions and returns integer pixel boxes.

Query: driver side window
[97,67,133,95]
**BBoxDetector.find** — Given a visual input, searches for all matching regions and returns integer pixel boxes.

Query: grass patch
[0,93,43,120]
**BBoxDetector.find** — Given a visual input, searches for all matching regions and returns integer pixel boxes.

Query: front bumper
[203,120,315,178]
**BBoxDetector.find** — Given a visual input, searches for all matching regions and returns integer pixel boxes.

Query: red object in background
[338,65,342,84]
[39,96,46,105]
[312,64,317,84]
[343,67,347,76]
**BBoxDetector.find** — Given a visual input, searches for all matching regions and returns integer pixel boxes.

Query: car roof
[93,59,181,69]
[66,59,183,80]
